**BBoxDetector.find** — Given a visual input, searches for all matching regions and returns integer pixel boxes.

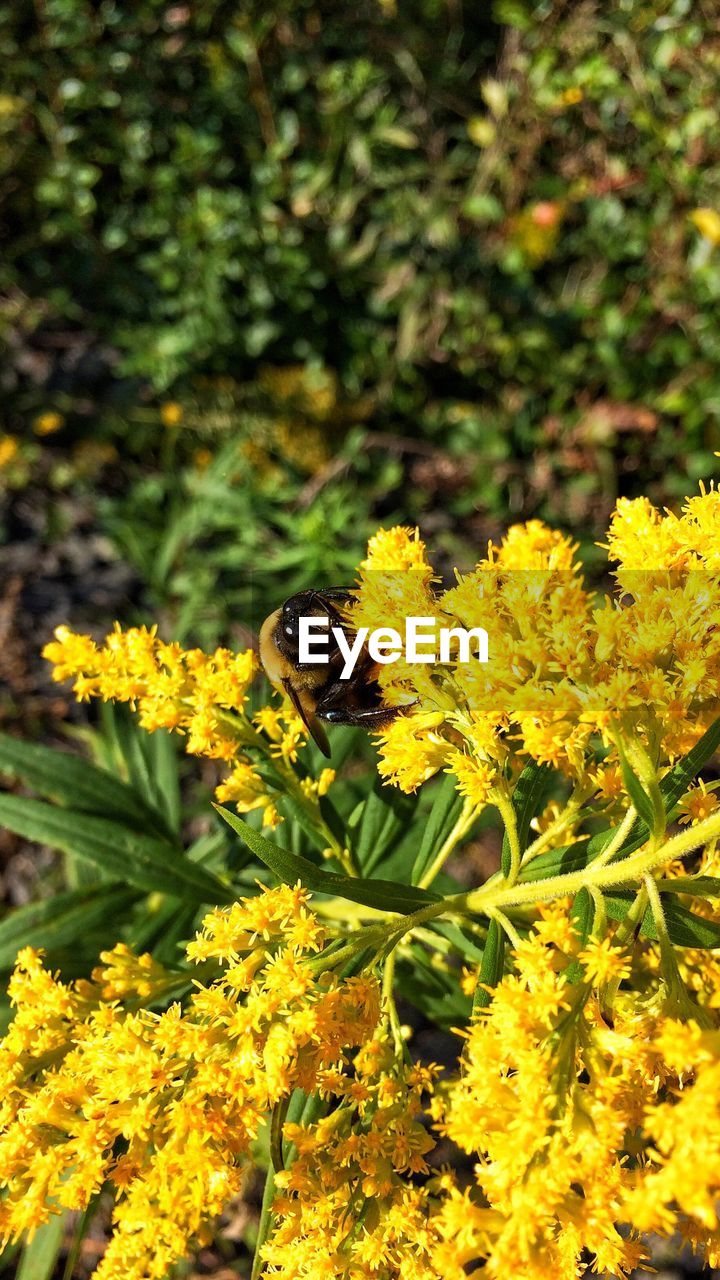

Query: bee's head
[276,591,331,660]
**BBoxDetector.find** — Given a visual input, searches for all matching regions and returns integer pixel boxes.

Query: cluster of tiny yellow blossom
[5,888,720,1279]
[264,1034,442,1278]
[352,484,720,798]
[0,887,380,1280]
[41,624,324,827]
[429,915,720,1279]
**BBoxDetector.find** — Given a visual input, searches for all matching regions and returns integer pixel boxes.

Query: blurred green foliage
[2,0,720,542]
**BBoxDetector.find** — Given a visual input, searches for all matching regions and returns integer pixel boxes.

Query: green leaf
[397,946,471,1026]
[353,783,407,877]
[660,715,720,810]
[215,805,439,914]
[147,729,181,835]
[656,875,720,897]
[565,887,594,983]
[501,762,555,877]
[586,821,646,864]
[277,793,331,856]
[0,795,230,904]
[0,884,139,970]
[412,774,464,886]
[429,919,486,963]
[606,892,720,948]
[101,704,174,831]
[617,748,656,833]
[17,1211,66,1280]
[473,917,505,1011]
[0,732,168,837]
[518,838,592,883]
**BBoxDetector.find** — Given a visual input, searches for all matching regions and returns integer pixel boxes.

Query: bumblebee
[258,589,398,757]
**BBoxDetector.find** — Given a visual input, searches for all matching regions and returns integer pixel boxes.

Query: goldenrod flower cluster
[265,1035,441,1278]
[354,486,720,795]
[431,920,720,1279]
[6,892,720,1279]
[0,887,379,1280]
[42,624,312,827]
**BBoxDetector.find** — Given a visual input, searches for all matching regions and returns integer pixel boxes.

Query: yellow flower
[360,525,432,574]
[0,892,381,1274]
[445,751,496,806]
[690,208,720,246]
[678,779,720,825]
[160,401,183,427]
[0,435,19,468]
[33,411,64,436]
[578,935,632,987]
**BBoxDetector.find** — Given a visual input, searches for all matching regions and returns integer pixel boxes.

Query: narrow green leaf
[271,1095,290,1173]
[0,885,138,969]
[617,749,656,833]
[429,920,486,963]
[277,794,330,855]
[353,784,406,877]
[17,1212,66,1280]
[0,795,230,904]
[125,896,198,956]
[656,875,720,897]
[565,887,594,983]
[0,732,168,837]
[215,805,439,914]
[586,820,646,863]
[606,892,720,948]
[473,918,505,1012]
[501,762,555,876]
[412,774,464,886]
[103,705,172,823]
[397,947,472,1026]
[660,716,720,810]
[147,730,181,835]
[317,795,349,851]
[518,838,592,883]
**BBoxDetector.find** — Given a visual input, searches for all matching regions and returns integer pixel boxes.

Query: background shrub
[2,0,720,545]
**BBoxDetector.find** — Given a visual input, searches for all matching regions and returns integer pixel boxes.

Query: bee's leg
[318,588,354,602]
[322,705,401,728]
[315,682,402,729]
[315,589,355,625]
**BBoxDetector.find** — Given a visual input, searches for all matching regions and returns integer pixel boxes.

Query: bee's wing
[282,679,331,758]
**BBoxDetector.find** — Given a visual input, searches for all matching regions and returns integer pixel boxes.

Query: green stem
[308,812,720,986]
[494,788,522,886]
[251,1163,276,1280]
[587,885,607,937]
[418,799,479,889]
[591,804,637,869]
[490,909,523,949]
[643,872,684,996]
[382,950,404,1056]
[466,808,720,916]
[308,896,463,976]
[519,782,594,866]
[643,872,712,1027]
